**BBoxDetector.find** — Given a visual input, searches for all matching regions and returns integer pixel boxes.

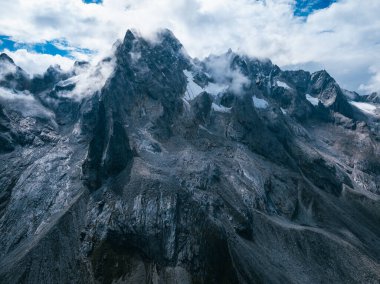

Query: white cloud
[0,0,379,93]
[2,49,74,75]
[55,56,115,100]
[0,57,17,79]
[0,87,55,119]
[204,52,249,94]
[359,66,380,94]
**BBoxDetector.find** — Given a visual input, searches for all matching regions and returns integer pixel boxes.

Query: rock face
[0,30,380,284]
[365,92,380,104]
[0,54,30,91]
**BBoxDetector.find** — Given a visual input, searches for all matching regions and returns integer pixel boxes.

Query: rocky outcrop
[309,70,354,118]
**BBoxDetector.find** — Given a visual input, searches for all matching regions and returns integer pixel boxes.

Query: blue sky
[294,0,336,16]
[0,35,70,57]
[0,0,379,94]
[82,0,103,3]
[0,35,92,58]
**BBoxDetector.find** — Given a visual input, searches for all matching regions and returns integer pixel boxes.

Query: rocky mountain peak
[156,28,184,50]
[310,70,335,94]
[308,69,354,117]
[0,53,15,64]
[366,92,380,104]
[0,29,379,284]
[119,28,185,58]
[0,53,30,91]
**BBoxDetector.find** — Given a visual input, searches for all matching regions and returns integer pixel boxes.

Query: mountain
[365,92,380,104]
[0,53,30,91]
[0,29,379,284]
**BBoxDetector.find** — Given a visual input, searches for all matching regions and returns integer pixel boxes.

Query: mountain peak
[311,69,333,82]
[123,29,136,42]
[156,28,179,42]
[0,53,15,64]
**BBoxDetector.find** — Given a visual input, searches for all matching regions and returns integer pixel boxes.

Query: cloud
[55,56,115,100]
[0,87,55,119]
[0,0,379,93]
[204,51,249,95]
[0,58,17,79]
[359,66,380,94]
[2,49,74,75]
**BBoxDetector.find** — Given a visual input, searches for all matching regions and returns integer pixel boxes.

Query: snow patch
[205,82,228,96]
[306,94,319,106]
[252,96,269,109]
[184,70,228,100]
[349,101,377,115]
[184,70,204,100]
[212,103,231,113]
[276,80,291,90]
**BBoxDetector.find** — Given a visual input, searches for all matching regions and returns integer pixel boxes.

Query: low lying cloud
[56,56,115,100]
[2,49,74,75]
[0,87,55,119]
[0,0,379,93]
[0,58,17,80]
[204,52,249,94]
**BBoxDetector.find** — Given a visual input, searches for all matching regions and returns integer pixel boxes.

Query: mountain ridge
[0,29,379,283]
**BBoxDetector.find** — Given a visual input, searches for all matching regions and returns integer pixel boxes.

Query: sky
[0,0,379,94]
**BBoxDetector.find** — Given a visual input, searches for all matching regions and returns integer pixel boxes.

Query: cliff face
[0,30,379,284]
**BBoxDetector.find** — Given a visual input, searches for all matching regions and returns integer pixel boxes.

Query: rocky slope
[0,29,379,284]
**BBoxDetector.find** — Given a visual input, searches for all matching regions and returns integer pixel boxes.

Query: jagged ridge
[0,29,379,284]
